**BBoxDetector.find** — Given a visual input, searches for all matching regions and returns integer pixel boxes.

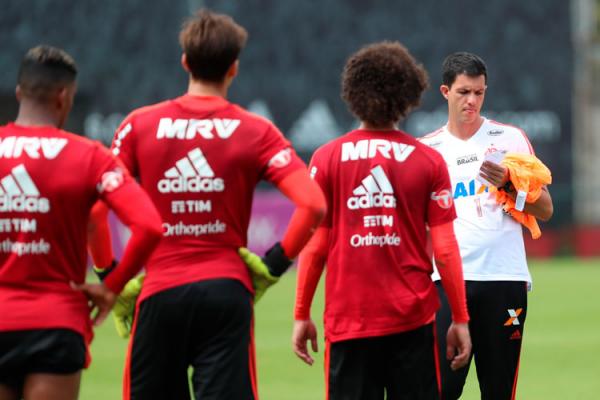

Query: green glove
[238,247,280,303]
[112,274,144,339]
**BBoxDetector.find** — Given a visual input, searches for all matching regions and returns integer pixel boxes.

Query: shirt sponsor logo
[0,238,50,256]
[487,129,504,136]
[431,189,453,209]
[453,179,488,199]
[268,148,292,168]
[156,118,240,140]
[504,308,523,326]
[97,168,125,193]
[157,148,224,193]
[350,232,401,247]
[163,220,226,237]
[0,164,50,213]
[0,218,37,233]
[363,215,393,227]
[171,200,212,214]
[341,139,415,162]
[456,153,479,165]
[347,165,396,209]
[484,146,500,156]
[0,136,67,159]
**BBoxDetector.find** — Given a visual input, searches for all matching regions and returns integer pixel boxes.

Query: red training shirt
[0,123,145,344]
[111,94,305,301]
[309,129,456,342]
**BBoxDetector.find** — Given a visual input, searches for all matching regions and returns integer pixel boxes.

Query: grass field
[80,258,600,399]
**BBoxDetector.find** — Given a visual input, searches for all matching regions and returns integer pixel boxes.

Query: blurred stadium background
[1,0,599,398]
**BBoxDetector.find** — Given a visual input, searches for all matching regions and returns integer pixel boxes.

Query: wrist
[501,181,515,193]
[93,259,118,281]
[263,242,292,277]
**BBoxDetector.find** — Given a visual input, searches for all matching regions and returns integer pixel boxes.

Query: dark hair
[17,45,77,102]
[341,41,428,127]
[442,52,487,87]
[179,9,248,82]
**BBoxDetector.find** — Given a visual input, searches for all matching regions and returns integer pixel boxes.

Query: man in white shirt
[419,52,553,400]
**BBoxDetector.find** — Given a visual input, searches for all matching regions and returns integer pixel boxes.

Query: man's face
[441,73,486,125]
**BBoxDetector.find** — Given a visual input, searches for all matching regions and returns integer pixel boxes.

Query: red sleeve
[427,153,457,227]
[307,148,333,228]
[87,201,113,268]
[90,146,163,294]
[294,227,329,320]
[259,124,306,185]
[276,169,326,259]
[430,222,469,323]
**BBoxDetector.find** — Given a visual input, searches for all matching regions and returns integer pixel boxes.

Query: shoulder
[485,118,528,139]
[418,126,445,143]
[60,131,113,157]
[124,100,174,123]
[227,104,276,130]
[414,138,447,169]
[485,118,533,152]
[313,134,350,159]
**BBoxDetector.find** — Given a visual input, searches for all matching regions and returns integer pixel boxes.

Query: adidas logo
[347,165,396,210]
[0,164,50,213]
[510,330,522,340]
[157,148,225,193]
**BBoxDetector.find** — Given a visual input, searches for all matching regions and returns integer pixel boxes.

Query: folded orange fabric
[493,153,552,239]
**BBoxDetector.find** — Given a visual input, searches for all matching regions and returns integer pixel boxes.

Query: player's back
[309,128,455,341]
[0,122,118,338]
[112,95,304,300]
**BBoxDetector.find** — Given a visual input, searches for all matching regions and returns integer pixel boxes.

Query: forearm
[87,201,114,268]
[102,184,163,293]
[276,170,327,258]
[431,222,469,323]
[294,227,328,320]
[506,186,553,221]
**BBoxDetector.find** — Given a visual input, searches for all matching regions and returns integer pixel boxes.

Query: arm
[237,168,326,302]
[87,201,114,272]
[277,169,327,259]
[101,182,163,294]
[507,185,553,222]
[78,180,162,326]
[430,221,472,370]
[292,227,329,365]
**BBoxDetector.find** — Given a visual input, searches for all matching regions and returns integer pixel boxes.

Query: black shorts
[435,280,528,400]
[326,323,440,400]
[125,278,256,400]
[0,328,86,391]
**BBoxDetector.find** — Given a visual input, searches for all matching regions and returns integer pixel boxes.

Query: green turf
[80,258,600,399]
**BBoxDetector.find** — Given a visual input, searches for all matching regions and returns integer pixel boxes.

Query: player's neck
[359,121,398,131]
[447,116,484,140]
[14,101,62,128]
[187,79,229,98]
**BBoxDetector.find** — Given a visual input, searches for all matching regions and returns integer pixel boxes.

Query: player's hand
[479,161,509,188]
[292,319,319,366]
[238,247,280,303]
[71,281,117,326]
[446,322,472,371]
[112,275,144,339]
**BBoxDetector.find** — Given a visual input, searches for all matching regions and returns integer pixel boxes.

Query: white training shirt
[420,117,533,284]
